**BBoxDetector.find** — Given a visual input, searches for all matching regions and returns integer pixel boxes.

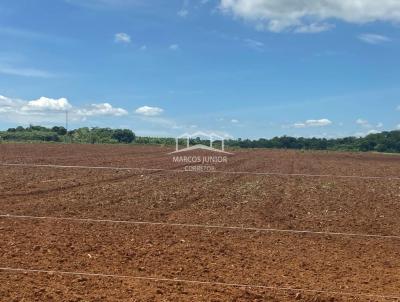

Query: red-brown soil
[0,143,400,301]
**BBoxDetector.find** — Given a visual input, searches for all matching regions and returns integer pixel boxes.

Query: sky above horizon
[0,0,399,139]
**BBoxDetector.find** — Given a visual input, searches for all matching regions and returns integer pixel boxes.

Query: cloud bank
[21,97,72,112]
[0,94,129,123]
[219,0,400,33]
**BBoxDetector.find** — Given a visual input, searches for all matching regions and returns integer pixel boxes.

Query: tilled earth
[0,143,400,301]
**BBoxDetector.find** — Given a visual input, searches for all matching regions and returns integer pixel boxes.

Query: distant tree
[52,126,67,135]
[2,125,400,154]
[28,125,50,132]
[112,129,135,143]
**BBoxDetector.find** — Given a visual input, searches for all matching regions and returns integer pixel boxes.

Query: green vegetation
[225,131,400,153]
[0,125,135,144]
[1,125,400,153]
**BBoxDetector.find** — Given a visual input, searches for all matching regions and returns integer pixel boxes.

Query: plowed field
[0,143,399,301]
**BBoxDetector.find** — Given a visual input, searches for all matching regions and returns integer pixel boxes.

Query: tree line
[1,125,135,144]
[1,125,400,153]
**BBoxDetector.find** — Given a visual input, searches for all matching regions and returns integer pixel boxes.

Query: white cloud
[177,9,189,17]
[219,0,400,33]
[169,44,180,51]
[231,119,239,123]
[358,33,391,44]
[0,95,18,107]
[294,23,335,34]
[0,95,23,113]
[135,106,164,116]
[21,97,72,112]
[114,32,131,43]
[0,94,129,125]
[77,103,128,117]
[293,118,332,128]
[0,95,73,126]
[0,107,13,113]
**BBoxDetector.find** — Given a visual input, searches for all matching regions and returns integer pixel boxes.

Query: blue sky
[0,0,399,139]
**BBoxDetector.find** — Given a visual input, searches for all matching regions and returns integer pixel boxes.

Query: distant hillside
[1,125,400,153]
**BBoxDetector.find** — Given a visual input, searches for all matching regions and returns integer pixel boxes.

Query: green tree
[52,126,67,135]
[112,129,135,143]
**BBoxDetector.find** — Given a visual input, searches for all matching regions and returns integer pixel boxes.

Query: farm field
[1,143,400,301]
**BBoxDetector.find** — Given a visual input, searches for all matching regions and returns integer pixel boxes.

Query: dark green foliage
[112,129,135,143]
[223,131,400,153]
[69,127,134,144]
[1,125,400,153]
[134,136,176,145]
[52,126,67,135]
[1,130,60,142]
[0,125,135,144]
